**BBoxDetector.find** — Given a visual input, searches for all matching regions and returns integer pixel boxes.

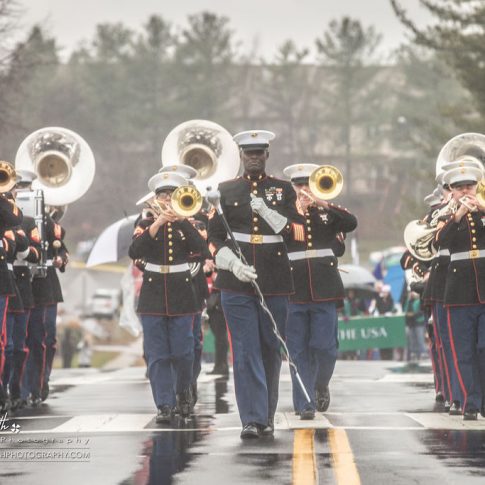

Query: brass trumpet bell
[477,178,485,207]
[0,161,17,193]
[308,165,343,201]
[171,185,203,218]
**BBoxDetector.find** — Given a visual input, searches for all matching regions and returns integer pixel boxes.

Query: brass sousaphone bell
[308,165,344,201]
[15,127,96,220]
[0,161,17,194]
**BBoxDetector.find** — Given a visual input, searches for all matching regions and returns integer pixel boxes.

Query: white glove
[215,247,257,283]
[250,194,287,233]
[16,248,30,260]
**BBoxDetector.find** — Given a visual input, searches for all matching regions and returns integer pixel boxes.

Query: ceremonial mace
[206,190,311,404]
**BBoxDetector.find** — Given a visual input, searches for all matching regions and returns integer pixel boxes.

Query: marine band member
[435,160,485,420]
[208,130,301,439]
[283,163,357,419]
[129,171,207,423]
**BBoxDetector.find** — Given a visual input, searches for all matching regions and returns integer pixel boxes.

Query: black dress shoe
[435,391,445,403]
[444,401,451,412]
[41,383,49,402]
[300,408,315,420]
[240,423,260,439]
[449,401,462,416]
[156,405,173,424]
[316,387,330,412]
[463,409,478,421]
[176,388,192,418]
[258,417,274,436]
[31,396,42,408]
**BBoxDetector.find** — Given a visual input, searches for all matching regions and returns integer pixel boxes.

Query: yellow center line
[328,428,361,485]
[292,429,318,485]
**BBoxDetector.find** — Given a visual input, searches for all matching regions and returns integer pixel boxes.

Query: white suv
[89,289,122,319]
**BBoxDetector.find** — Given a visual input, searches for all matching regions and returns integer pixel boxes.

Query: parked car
[89,289,122,319]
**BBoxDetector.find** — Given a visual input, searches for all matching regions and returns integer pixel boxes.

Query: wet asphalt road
[1,361,485,485]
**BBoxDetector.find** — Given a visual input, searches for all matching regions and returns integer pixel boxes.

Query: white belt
[437,249,450,257]
[7,263,13,271]
[232,232,283,244]
[451,249,485,262]
[13,261,29,267]
[144,262,190,274]
[288,249,335,261]
[0,240,3,248]
[45,259,54,267]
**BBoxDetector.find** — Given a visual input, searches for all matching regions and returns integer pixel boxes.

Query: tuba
[161,120,240,193]
[436,132,485,179]
[403,199,457,261]
[0,161,17,194]
[15,127,96,214]
[308,165,344,201]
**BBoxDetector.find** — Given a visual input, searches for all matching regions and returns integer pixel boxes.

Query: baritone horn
[0,161,17,194]
[308,165,344,201]
[171,185,203,217]
[148,185,203,219]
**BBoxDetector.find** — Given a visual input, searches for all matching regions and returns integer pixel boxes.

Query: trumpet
[147,185,203,219]
[0,161,17,194]
[298,165,344,205]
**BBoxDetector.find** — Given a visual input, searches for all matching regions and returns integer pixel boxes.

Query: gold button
[168,227,172,232]
[186,278,189,282]
[306,219,310,223]
[155,237,158,241]
[308,242,313,248]
[330,262,334,266]
[169,241,173,246]
[148,277,152,282]
[169,256,173,262]
[307,226,311,232]
[473,237,477,242]
[277,251,281,256]
[453,268,457,273]
[167,222,171,226]
[308,234,312,239]
[272,201,276,205]
[169,249,173,254]
[254,226,259,232]
[253,217,258,222]
[472,245,478,249]
[168,234,172,239]
[471,222,475,226]
[234,202,238,206]
[252,190,258,195]
[252,182,257,187]
[472,229,476,234]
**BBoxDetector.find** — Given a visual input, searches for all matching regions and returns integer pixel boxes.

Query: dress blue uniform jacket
[0,196,23,297]
[208,174,300,296]
[287,203,357,303]
[436,210,485,305]
[129,218,208,315]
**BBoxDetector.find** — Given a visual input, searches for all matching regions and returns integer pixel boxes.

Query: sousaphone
[15,126,96,214]
[161,119,240,193]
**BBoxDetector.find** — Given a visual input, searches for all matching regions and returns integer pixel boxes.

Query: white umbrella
[339,264,377,288]
[86,215,138,267]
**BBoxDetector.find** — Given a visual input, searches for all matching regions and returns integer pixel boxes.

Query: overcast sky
[20,0,433,61]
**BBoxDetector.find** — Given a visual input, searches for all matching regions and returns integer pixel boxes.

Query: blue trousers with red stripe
[434,303,462,404]
[140,313,195,409]
[286,301,338,413]
[221,292,289,427]
[447,305,485,412]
